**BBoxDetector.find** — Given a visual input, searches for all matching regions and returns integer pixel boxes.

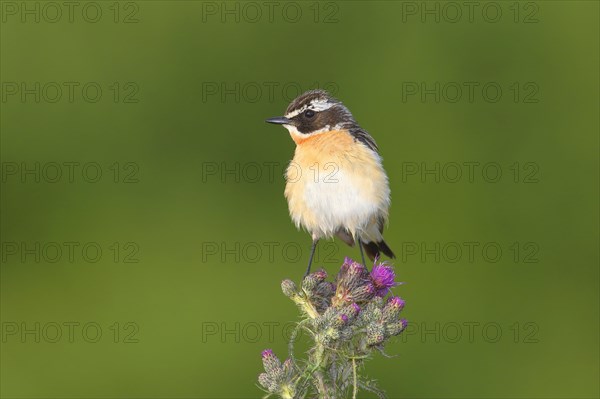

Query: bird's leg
[357,237,367,267]
[304,239,319,279]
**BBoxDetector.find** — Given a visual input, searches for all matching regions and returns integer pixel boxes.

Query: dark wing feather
[349,126,379,153]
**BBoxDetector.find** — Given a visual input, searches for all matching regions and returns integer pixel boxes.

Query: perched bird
[266,90,395,276]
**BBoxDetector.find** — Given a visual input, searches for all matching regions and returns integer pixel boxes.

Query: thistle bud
[348,261,368,279]
[258,373,273,391]
[340,303,360,321]
[316,281,335,298]
[339,257,354,274]
[336,257,368,289]
[386,319,408,336]
[282,358,294,375]
[388,296,405,309]
[366,323,385,346]
[357,302,377,324]
[349,282,376,303]
[261,349,282,375]
[302,274,320,292]
[313,269,328,281]
[382,296,405,322]
[281,280,297,298]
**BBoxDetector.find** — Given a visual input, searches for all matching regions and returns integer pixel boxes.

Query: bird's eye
[304,109,315,118]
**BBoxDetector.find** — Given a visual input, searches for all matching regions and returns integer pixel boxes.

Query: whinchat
[267,90,395,276]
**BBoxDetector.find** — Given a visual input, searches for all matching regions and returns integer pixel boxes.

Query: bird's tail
[362,239,395,261]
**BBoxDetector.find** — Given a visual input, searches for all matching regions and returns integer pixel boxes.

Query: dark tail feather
[362,241,380,261]
[378,240,396,259]
[362,240,396,261]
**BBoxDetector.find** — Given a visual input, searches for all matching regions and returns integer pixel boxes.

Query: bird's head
[266,90,356,142]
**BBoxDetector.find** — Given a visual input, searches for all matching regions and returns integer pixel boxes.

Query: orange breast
[291,129,355,159]
[284,129,390,238]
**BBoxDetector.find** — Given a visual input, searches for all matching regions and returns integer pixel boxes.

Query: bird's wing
[349,127,379,154]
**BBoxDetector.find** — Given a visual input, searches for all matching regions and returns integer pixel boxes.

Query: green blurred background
[1,1,598,398]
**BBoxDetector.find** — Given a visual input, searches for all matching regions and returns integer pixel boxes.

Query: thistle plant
[258,257,407,399]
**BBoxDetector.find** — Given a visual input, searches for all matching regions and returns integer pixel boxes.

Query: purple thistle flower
[341,314,349,323]
[352,303,361,313]
[262,349,274,359]
[370,263,398,297]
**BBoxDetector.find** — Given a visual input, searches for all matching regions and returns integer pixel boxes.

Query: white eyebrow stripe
[284,99,335,118]
[285,105,308,118]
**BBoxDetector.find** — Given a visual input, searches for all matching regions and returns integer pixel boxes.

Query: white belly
[303,169,377,236]
[285,164,388,240]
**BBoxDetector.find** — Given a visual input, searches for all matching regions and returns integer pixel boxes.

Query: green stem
[315,372,329,399]
[313,343,331,399]
[352,358,358,399]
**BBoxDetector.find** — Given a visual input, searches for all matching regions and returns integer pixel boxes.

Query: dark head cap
[266,90,355,134]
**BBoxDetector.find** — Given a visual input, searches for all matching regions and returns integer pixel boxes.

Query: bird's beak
[266,116,291,125]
